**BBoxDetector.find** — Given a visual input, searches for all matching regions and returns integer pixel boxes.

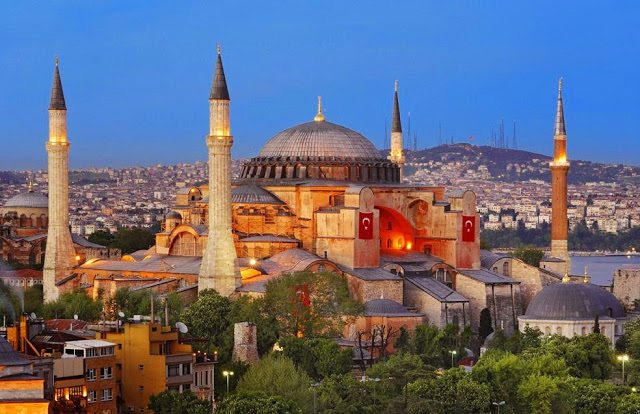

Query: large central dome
[257,121,382,160]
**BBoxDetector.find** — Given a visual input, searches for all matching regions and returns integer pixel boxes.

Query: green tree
[517,374,574,414]
[394,326,412,353]
[480,238,493,251]
[147,390,211,414]
[114,228,155,254]
[615,392,640,414]
[574,381,627,414]
[236,355,313,413]
[512,245,545,267]
[263,271,362,338]
[23,284,43,316]
[216,392,301,414]
[87,230,115,247]
[42,290,102,321]
[478,308,494,340]
[50,397,87,413]
[279,337,353,380]
[317,374,376,414]
[181,289,231,347]
[456,375,491,414]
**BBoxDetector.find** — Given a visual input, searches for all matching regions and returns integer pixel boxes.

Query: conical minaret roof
[392,80,402,133]
[210,45,230,101]
[49,57,66,110]
[554,78,565,136]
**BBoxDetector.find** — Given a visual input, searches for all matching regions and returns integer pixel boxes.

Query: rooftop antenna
[384,116,388,150]
[414,132,418,151]
[407,112,411,149]
[438,123,442,146]
[450,136,454,145]
[175,322,188,334]
[512,120,518,150]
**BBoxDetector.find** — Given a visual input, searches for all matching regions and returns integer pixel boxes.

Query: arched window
[254,246,263,258]
[19,215,27,227]
[452,315,459,326]
[29,253,36,265]
[607,307,613,317]
[387,239,392,248]
[556,326,562,335]
[318,264,325,273]
[397,237,404,248]
[545,326,551,335]
[601,326,606,336]
[169,232,201,256]
[241,246,249,257]
[493,267,498,273]
[387,221,393,230]
[581,326,587,335]
[502,262,509,276]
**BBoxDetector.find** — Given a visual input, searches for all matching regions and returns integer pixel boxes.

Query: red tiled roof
[0,270,43,279]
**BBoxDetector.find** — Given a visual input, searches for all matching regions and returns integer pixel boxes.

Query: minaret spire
[388,80,405,181]
[210,45,230,101]
[44,57,77,302]
[554,78,565,136]
[199,46,241,297]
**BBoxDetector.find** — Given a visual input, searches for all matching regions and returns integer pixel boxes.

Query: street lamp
[223,370,234,394]
[370,377,380,406]
[492,400,506,414]
[617,354,629,385]
[449,350,457,368]
[311,382,320,414]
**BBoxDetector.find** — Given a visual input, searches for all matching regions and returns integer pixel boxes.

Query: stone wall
[613,267,640,311]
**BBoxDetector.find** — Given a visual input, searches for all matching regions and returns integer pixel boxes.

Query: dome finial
[28,178,33,193]
[562,262,571,283]
[314,95,325,122]
[583,266,590,284]
[55,55,58,66]
[217,43,221,55]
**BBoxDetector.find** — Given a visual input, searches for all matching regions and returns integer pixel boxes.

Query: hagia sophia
[1,48,632,348]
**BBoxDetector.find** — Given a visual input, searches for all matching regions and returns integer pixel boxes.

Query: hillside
[382,144,640,185]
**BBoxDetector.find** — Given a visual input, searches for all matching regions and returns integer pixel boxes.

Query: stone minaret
[387,81,405,180]
[198,46,241,296]
[550,78,570,264]
[43,57,77,302]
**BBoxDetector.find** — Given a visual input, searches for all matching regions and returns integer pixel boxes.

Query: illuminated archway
[377,206,414,251]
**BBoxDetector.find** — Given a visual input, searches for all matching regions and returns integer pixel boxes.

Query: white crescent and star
[362,217,371,230]
[464,219,473,232]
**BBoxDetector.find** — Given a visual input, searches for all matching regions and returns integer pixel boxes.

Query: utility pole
[513,120,518,149]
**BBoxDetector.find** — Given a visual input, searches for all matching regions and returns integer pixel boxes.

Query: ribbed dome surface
[231,185,284,205]
[4,192,48,208]
[166,211,182,219]
[524,283,625,320]
[257,121,382,160]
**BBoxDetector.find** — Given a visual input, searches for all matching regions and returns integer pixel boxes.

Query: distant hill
[381,143,640,185]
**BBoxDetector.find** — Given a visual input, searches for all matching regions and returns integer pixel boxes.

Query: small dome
[524,283,625,320]
[231,185,284,205]
[257,121,382,160]
[165,211,182,220]
[4,192,48,209]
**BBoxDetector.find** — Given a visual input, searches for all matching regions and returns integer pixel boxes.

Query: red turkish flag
[462,215,475,242]
[359,212,374,240]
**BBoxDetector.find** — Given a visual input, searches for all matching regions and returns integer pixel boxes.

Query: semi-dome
[524,283,625,320]
[166,211,182,219]
[4,192,48,209]
[231,185,284,205]
[257,121,383,161]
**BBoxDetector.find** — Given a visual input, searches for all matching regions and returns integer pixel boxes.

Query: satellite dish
[30,312,37,320]
[118,312,125,318]
[175,322,188,334]
[73,314,78,320]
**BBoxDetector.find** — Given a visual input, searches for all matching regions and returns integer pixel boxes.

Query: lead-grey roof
[338,264,402,281]
[257,121,382,160]
[71,234,106,248]
[239,235,299,243]
[0,337,31,367]
[3,191,48,208]
[523,282,625,320]
[210,52,230,100]
[554,79,566,136]
[405,276,468,303]
[480,249,507,269]
[457,269,519,284]
[49,62,66,110]
[392,88,402,133]
[231,185,284,205]
[364,299,418,317]
[80,254,203,275]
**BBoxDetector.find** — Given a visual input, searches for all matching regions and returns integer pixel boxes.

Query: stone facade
[613,267,640,311]
[232,322,259,363]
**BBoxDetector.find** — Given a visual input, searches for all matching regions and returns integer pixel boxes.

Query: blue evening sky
[1,1,639,170]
